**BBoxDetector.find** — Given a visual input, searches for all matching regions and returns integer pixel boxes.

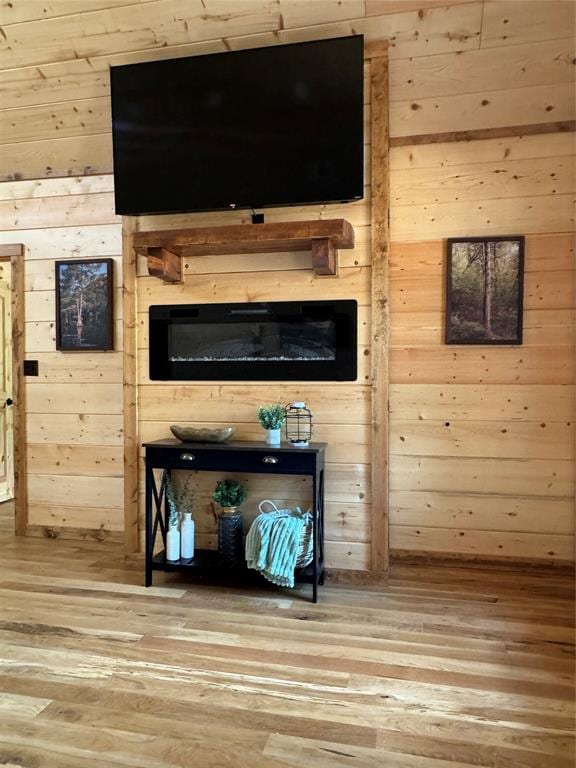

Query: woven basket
[258,500,314,568]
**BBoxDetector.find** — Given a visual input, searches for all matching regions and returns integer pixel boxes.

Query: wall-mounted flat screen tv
[110,35,364,216]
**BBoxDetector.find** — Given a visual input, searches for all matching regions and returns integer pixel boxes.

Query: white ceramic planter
[266,428,281,445]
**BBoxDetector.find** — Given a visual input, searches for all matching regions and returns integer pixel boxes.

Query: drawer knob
[180,453,195,461]
[262,456,278,464]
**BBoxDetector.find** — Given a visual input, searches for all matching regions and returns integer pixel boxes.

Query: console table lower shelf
[151,549,325,586]
[143,438,326,602]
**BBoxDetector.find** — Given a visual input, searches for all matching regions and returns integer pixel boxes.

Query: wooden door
[0,262,13,501]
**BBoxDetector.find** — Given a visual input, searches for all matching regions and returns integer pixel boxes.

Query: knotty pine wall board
[480,0,575,48]
[391,133,576,170]
[25,383,123,415]
[390,82,574,137]
[388,37,575,101]
[28,503,123,531]
[0,0,158,26]
[2,135,114,183]
[26,413,123,447]
[366,0,479,14]
[390,347,573,386]
[389,384,574,422]
[0,192,117,229]
[0,222,120,258]
[0,175,114,200]
[390,455,573,499]
[390,420,572,461]
[390,528,573,561]
[27,474,123,512]
[391,195,574,242]
[391,156,574,206]
[138,384,372,425]
[27,444,124,477]
[389,491,574,535]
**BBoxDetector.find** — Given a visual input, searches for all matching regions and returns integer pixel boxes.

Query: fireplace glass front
[149,301,357,381]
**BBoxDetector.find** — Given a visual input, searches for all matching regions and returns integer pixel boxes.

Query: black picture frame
[55,258,114,351]
[445,236,524,345]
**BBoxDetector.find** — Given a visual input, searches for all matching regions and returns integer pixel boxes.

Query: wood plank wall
[0,178,124,540]
[133,221,373,570]
[389,229,575,563]
[0,0,573,565]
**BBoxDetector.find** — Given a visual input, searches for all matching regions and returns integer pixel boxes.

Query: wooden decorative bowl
[170,425,235,443]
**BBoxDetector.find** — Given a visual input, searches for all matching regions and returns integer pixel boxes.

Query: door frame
[0,244,26,534]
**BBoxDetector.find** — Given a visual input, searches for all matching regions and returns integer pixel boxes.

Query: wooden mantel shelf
[133,219,355,283]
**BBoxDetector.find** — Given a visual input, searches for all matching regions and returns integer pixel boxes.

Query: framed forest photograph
[55,258,114,351]
[445,236,524,345]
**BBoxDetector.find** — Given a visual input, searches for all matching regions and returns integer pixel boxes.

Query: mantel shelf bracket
[145,246,183,283]
[311,238,338,277]
[134,219,355,283]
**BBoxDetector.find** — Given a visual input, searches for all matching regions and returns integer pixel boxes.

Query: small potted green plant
[213,479,247,517]
[257,404,286,445]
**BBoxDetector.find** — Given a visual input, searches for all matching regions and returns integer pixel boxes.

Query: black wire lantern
[285,402,313,447]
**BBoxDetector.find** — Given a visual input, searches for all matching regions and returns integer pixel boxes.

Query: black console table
[143,439,326,602]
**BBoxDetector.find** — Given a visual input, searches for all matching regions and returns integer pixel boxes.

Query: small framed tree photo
[55,258,114,351]
[445,236,524,345]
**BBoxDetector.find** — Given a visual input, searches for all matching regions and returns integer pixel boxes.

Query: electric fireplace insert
[149,301,357,381]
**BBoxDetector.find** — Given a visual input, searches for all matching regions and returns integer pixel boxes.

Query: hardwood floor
[0,529,573,767]
[0,500,13,532]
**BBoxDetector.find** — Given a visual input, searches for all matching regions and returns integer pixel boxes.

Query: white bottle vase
[180,512,195,560]
[166,524,181,562]
[266,428,281,445]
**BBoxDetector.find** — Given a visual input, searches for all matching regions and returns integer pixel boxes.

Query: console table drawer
[145,447,318,474]
[221,451,317,475]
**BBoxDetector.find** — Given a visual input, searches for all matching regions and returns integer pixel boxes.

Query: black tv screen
[110,36,364,216]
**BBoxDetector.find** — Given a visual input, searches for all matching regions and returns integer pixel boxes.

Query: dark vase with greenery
[213,480,247,568]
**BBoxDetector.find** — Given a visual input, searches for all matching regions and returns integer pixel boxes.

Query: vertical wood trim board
[12,246,27,535]
[123,217,139,554]
[370,45,390,574]
[0,244,27,534]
